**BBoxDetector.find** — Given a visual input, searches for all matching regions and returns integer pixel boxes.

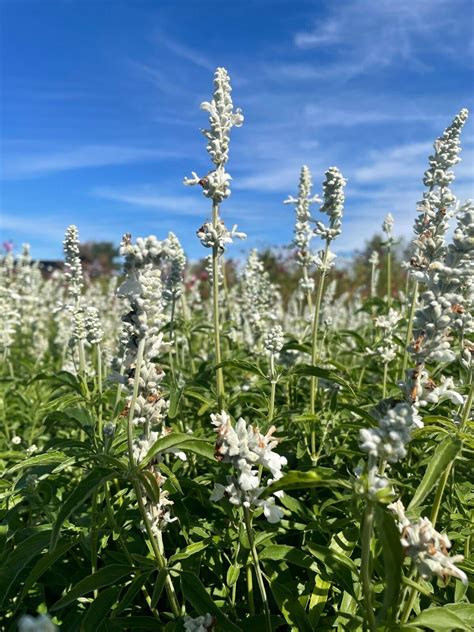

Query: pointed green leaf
[408,437,462,511]
[51,565,132,610]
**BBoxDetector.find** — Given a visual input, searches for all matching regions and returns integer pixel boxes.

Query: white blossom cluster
[210,411,287,523]
[239,249,281,344]
[264,324,285,353]
[184,67,243,203]
[162,232,186,303]
[402,369,465,409]
[313,167,346,245]
[318,282,370,335]
[0,257,21,354]
[116,234,169,428]
[389,500,467,585]
[370,308,402,365]
[115,233,182,535]
[84,306,104,345]
[409,109,469,280]
[382,213,394,241]
[18,614,57,632]
[410,202,474,368]
[183,614,215,632]
[196,220,246,253]
[359,403,422,463]
[200,67,244,167]
[368,251,380,298]
[63,225,84,299]
[284,165,321,293]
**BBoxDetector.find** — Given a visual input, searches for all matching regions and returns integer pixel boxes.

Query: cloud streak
[2,145,182,179]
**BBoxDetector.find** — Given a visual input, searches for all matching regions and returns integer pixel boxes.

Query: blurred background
[1,0,473,274]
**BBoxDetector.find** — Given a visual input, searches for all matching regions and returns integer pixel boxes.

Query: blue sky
[1,0,473,262]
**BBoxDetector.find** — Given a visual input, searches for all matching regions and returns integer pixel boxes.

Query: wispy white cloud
[293,0,471,79]
[2,145,181,179]
[0,214,68,240]
[155,31,215,71]
[304,105,446,128]
[93,186,204,216]
[127,60,188,97]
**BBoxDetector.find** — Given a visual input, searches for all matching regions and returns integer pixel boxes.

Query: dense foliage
[0,69,472,632]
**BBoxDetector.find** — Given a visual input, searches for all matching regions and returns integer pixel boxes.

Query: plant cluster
[0,70,473,632]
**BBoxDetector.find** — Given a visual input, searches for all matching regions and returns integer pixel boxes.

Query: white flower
[359,403,422,463]
[382,213,394,238]
[183,613,214,632]
[12,435,21,445]
[210,412,287,522]
[313,167,346,242]
[18,614,57,632]
[264,325,285,353]
[389,501,468,585]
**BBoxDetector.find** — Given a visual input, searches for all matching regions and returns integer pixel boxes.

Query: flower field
[0,68,473,631]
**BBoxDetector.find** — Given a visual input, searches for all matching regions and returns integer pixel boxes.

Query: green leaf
[260,545,319,572]
[5,451,66,474]
[374,506,403,624]
[0,530,51,608]
[305,541,357,598]
[17,538,78,604]
[292,363,355,395]
[81,585,122,626]
[113,571,153,616]
[216,359,265,377]
[169,540,209,564]
[168,382,184,419]
[226,564,241,588]
[51,565,132,610]
[270,575,314,632]
[180,571,242,632]
[260,469,351,498]
[408,437,462,511]
[308,574,331,627]
[50,467,115,551]
[150,568,168,609]
[409,604,474,630]
[141,433,215,467]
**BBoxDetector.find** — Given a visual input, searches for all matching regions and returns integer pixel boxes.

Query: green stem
[104,483,158,617]
[268,353,276,423]
[309,242,330,460]
[126,338,181,618]
[360,502,376,632]
[403,380,474,621]
[246,564,255,615]
[387,246,392,307]
[96,343,103,438]
[243,507,272,632]
[382,363,388,398]
[401,280,418,380]
[212,200,225,410]
[400,578,418,624]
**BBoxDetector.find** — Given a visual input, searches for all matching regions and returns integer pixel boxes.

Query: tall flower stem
[386,245,392,307]
[243,507,272,632]
[360,501,376,632]
[126,338,181,619]
[268,353,276,423]
[430,379,473,526]
[310,242,330,456]
[400,280,418,380]
[382,363,388,398]
[302,267,313,313]
[402,380,473,622]
[212,200,225,409]
[96,343,103,437]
